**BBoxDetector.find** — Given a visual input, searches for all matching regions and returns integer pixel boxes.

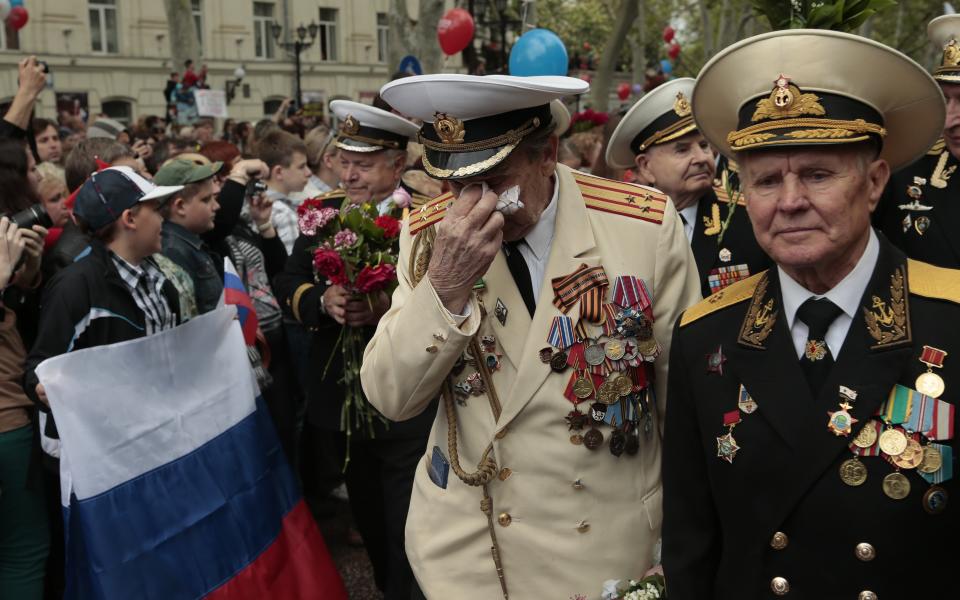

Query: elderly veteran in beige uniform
[663,30,958,600]
[360,75,701,599]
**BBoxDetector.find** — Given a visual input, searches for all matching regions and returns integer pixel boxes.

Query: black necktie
[503,240,536,316]
[797,297,844,397]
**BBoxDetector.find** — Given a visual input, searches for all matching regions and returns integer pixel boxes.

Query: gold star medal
[827,386,859,437]
[717,410,741,463]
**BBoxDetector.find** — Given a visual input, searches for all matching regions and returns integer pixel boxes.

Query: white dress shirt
[779,229,880,360]
[513,175,560,304]
[678,204,699,243]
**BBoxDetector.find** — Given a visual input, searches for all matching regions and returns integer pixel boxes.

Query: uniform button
[770,577,790,596]
[425,345,438,353]
[855,542,876,562]
[858,591,877,600]
[497,512,511,527]
[495,428,508,439]
[498,468,512,481]
[770,531,789,550]
[572,479,585,490]
[576,520,590,533]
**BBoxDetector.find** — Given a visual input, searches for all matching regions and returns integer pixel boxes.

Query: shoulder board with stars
[927,137,946,156]
[572,172,668,225]
[680,270,768,327]
[713,185,746,206]
[908,259,960,305]
[408,190,455,234]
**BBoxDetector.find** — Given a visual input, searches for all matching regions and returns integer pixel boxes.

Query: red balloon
[663,26,675,43]
[617,82,631,101]
[7,6,27,31]
[668,42,681,60]
[437,8,475,56]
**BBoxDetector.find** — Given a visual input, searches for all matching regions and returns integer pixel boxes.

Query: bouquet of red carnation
[570,108,610,133]
[297,195,405,463]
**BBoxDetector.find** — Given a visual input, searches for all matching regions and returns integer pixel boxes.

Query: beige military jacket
[361,164,701,599]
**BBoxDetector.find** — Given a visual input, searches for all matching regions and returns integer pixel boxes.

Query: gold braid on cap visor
[421,143,518,179]
[638,116,697,151]
[726,117,886,149]
[336,133,402,151]
[419,116,542,152]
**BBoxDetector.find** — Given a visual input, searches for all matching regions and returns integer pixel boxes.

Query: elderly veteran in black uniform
[361,75,701,599]
[662,29,957,600]
[272,101,427,600]
[607,78,770,297]
[875,14,960,268]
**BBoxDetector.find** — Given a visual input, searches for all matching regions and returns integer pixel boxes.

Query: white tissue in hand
[483,182,523,216]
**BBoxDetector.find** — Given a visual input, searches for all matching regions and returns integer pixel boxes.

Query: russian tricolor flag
[223,257,259,346]
[36,308,347,599]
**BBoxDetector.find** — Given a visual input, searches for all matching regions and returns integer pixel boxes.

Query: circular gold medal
[878,428,908,456]
[915,371,946,399]
[852,421,879,449]
[614,373,634,397]
[636,337,658,357]
[918,445,943,474]
[596,382,619,405]
[891,438,924,470]
[604,339,625,361]
[570,433,584,446]
[882,472,911,500]
[839,457,868,486]
[573,377,594,399]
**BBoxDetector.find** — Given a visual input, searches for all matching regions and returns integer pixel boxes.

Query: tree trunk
[387,0,415,73]
[630,0,646,86]
[698,0,714,59]
[163,0,199,74]
[415,0,447,74]
[590,0,639,111]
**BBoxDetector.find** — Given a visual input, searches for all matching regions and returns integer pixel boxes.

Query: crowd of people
[1,11,960,600]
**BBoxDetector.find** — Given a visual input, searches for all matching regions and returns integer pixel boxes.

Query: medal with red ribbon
[717,410,741,463]
[916,345,948,398]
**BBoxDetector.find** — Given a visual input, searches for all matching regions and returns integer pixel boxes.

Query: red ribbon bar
[723,410,741,426]
[920,345,948,368]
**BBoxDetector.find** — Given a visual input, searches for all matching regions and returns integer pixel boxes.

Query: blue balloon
[509,28,568,77]
[660,59,673,75]
[10,0,23,6]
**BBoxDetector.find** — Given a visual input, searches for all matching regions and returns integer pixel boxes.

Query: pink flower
[391,187,412,209]
[296,206,338,236]
[334,228,358,248]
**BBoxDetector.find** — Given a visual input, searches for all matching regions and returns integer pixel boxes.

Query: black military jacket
[272,189,436,438]
[875,141,960,268]
[688,187,772,299]
[663,235,958,599]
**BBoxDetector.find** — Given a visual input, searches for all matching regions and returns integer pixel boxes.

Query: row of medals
[543,306,658,456]
[840,366,949,511]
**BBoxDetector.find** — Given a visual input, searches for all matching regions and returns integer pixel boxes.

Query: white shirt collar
[779,228,880,329]
[523,174,559,261]
[678,204,699,243]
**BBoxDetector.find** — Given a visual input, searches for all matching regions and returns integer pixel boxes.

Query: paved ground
[313,497,384,600]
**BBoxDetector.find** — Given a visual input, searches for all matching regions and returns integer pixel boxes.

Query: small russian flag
[223,258,259,346]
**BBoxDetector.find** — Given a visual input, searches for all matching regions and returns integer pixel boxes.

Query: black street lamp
[272,20,319,109]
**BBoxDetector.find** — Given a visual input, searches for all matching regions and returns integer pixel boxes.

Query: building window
[192,0,204,55]
[253,2,276,59]
[317,8,338,62]
[89,0,119,54]
[101,99,133,125]
[0,21,20,50]
[376,13,388,63]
